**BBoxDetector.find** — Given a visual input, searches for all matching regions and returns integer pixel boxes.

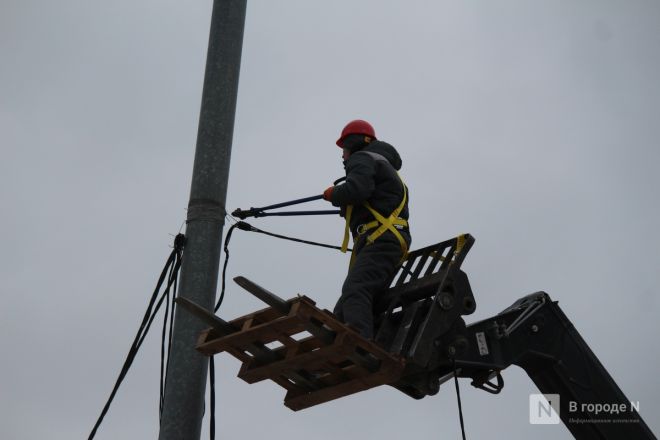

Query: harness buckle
[357,224,370,235]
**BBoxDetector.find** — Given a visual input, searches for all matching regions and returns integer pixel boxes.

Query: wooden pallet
[194,292,406,411]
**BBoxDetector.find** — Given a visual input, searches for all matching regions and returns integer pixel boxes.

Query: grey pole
[158,1,247,439]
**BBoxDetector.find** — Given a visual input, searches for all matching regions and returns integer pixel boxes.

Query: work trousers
[333,232,410,339]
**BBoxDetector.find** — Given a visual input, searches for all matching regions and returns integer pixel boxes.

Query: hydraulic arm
[454,293,655,439]
[371,235,654,439]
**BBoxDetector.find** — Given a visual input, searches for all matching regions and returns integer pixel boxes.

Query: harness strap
[364,183,407,242]
[341,205,353,253]
[362,174,409,262]
[339,169,409,264]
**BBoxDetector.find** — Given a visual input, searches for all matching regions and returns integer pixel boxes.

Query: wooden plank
[279,332,302,348]
[190,286,410,410]
[227,295,318,325]
[238,333,350,384]
[226,347,253,363]
[270,375,299,393]
[176,297,235,336]
[284,360,404,411]
[314,366,349,387]
[198,314,306,354]
[295,307,391,372]
[280,369,326,392]
[320,363,373,386]
[234,276,290,314]
[272,335,323,358]
[196,328,214,347]
[295,303,348,332]
[241,317,254,331]
[318,360,346,378]
[196,327,280,361]
[229,307,285,329]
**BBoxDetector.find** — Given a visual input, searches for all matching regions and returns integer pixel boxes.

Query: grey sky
[1,1,659,439]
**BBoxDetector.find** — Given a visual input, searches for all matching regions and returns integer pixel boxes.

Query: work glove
[323,186,334,201]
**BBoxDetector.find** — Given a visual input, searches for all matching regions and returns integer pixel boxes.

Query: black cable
[214,222,239,312]
[209,220,240,440]
[159,263,173,418]
[88,253,173,439]
[452,357,467,440]
[92,219,342,439]
[236,220,352,252]
[208,219,351,439]
[159,252,182,420]
[209,357,216,440]
[160,237,184,418]
[88,234,184,440]
[165,258,179,383]
[214,221,349,314]
[137,256,182,351]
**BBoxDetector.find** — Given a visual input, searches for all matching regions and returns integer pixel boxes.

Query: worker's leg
[334,236,403,339]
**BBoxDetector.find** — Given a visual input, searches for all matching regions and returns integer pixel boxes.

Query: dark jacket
[330,140,411,242]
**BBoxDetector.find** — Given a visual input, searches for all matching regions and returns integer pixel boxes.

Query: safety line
[452,357,468,440]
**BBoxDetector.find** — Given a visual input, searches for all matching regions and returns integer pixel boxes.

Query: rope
[452,357,467,440]
[88,233,185,440]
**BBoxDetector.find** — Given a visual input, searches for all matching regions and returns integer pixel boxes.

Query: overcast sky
[1,1,659,439]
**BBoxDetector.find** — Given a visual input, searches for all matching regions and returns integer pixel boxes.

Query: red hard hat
[336,119,376,147]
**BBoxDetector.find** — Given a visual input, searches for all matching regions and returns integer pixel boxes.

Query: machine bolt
[447,346,456,356]
[439,293,454,310]
[531,324,539,333]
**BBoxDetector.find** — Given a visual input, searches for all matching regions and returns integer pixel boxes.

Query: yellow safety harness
[340,173,409,266]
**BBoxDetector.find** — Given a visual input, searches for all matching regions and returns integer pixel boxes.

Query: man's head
[336,120,376,153]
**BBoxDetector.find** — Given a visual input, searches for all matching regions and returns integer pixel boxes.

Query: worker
[322,120,411,340]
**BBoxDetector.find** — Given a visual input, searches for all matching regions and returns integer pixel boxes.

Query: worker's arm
[328,153,376,206]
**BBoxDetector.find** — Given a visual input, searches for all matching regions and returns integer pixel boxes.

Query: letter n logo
[529,394,560,424]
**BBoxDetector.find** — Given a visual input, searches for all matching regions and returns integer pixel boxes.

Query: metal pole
[158,1,246,439]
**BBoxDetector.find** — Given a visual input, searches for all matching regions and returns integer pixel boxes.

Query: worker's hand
[323,186,334,201]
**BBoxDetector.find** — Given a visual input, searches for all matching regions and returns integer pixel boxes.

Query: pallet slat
[196,296,405,411]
